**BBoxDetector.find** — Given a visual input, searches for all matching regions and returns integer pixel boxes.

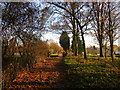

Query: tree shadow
[9,57,71,88]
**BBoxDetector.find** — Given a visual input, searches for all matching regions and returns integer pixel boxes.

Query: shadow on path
[7,57,70,89]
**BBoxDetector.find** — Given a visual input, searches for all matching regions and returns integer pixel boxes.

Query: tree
[59,31,70,55]
[90,2,120,59]
[50,2,93,59]
[2,2,52,87]
[90,2,106,57]
[49,42,62,54]
[71,36,83,55]
[2,2,52,61]
[105,2,120,61]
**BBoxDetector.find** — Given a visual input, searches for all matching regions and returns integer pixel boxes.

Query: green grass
[64,57,120,88]
[50,54,59,57]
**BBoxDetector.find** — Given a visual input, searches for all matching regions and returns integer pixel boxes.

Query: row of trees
[1,2,51,88]
[2,2,120,67]
[1,2,120,88]
[87,45,120,57]
[59,31,83,56]
[49,41,63,54]
[91,2,120,61]
[49,2,120,61]
[2,2,54,66]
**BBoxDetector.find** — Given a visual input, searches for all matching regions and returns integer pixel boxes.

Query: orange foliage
[4,57,67,89]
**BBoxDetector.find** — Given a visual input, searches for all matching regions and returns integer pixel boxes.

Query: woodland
[1,1,120,89]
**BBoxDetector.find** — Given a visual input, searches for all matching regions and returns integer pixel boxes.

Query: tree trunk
[110,37,114,62]
[75,20,87,59]
[72,17,78,56]
[50,3,87,59]
[75,42,78,56]
[99,40,103,57]
[72,32,77,56]
[108,3,114,62]
[81,30,87,59]
[100,3,104,57]
[104,43,107,58]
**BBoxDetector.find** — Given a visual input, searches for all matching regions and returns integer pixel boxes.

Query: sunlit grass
[64,56,120,88]
[50,54,59,57]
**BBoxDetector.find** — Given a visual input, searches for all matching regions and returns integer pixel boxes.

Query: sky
[42,31,120,48]
[40,1,120,48]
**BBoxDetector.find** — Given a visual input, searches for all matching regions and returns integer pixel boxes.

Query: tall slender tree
[105,2,120,61]
[59,31,70,55]
[91,2,107,57]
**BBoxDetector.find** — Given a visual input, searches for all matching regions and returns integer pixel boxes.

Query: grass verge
[64,57,120,88]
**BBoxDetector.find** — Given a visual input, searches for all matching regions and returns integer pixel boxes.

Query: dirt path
[9,57,70,89]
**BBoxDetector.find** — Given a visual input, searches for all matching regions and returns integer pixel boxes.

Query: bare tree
[2,2,52,60]
[90,2,107,57]
[49,2,92,59]
[105,2,120,61]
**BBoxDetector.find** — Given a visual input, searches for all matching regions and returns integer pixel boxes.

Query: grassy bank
[64,56,120,88]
